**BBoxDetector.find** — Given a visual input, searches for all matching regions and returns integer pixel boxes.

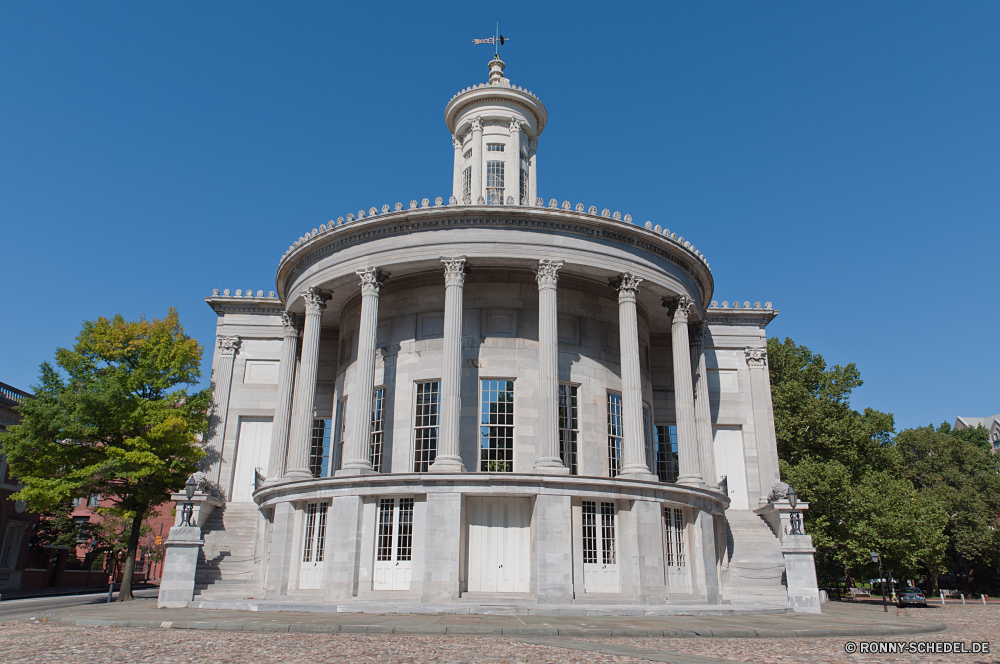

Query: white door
[373,498,414,591]
[299,501,328,589]
[583,500,620,593]
[232,417,273,502]
[664,506,691,591]
[713,426,749,510]
[466,497,530,593]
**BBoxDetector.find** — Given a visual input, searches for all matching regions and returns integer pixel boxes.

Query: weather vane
[472,22,508,56]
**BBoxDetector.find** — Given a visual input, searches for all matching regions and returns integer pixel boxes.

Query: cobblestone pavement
[0,601,993,663]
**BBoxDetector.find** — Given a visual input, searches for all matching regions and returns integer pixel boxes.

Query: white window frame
[480,378,515,472]
[413,380,440,472]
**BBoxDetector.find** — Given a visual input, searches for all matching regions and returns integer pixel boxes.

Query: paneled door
[713,426,749,510]
[299,501,328,589]
[466,497,531,593]
[373,498,414,591]
[582,501,620,593]
[231,417,273,502]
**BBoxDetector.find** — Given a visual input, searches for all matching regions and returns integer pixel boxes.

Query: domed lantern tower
[444,56,547,205]
[159,55,821,616]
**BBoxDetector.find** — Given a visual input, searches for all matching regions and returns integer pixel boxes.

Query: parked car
[897,586,927,607]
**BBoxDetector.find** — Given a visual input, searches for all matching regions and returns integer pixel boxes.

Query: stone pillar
[507,118,520,203]
[694,508,721,603]
[264,314,299,485]
[534,260,569,474]
[692,325,717,488]
[263,502,295,598]
[616,273,655,479]
[322,495,364,600]
[471,117,483,202]
[746,347,779,504]
[671,298,703,486]
[528,137,538,203]
[452,134,464,200]
[782,535,822,613]
[284,288,328,480]
[206,335,240,487]
[533,494,573,602]
[338,268,382,476]
[430,258,467,473]
[420,492,462,601]
[157,525,203,608]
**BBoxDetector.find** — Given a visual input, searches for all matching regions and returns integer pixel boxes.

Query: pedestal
[157,526,204,608]
[782,535,822,613]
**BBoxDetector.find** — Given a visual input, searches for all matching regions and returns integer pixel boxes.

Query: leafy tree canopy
[0,308,208,599]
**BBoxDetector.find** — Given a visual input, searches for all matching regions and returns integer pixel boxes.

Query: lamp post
[787,486,803,535]
[871,550,887,612]
[181,475,197,527]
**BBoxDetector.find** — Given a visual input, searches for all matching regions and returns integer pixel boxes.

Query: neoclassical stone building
[159,57,819,613]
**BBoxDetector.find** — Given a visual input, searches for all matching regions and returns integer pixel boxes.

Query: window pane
[462,166,471,199]
[396,498,414,561]
[376,498,394,561]
[315,502,328,562]
[655,425,678,482]
[607,393,623,477]
[480,379,514,472]
[486,143,505,152]
[582,501,597,564]
[600,502,616,564]
[333,399,347,473]
[310,419,332,478]
[414,381,440,472]
[485,161,504,205]
[371,387,386,472]
[302,503,317,563]
[558,384,578,475]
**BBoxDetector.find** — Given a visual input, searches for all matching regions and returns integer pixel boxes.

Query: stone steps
[193,501,262,600]
[720,509,788,606]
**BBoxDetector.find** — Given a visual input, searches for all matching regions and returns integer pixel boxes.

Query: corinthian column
[746,347,779,505]
[452,134,464,200]
[507,118,521,203]
[284,288,329,480]
[692,325,717,488]
[616,274,655,479]
[206,336,240,487]
[337,268,383,476]
[471,117,483,202]
[264,314,299,485]
[430,258,467,473]
[534,260,569,474]
[671,297,703,486]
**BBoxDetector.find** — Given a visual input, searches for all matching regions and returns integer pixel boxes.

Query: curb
[54,616,949,638]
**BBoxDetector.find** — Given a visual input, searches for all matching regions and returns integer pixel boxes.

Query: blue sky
[2,2,997,431]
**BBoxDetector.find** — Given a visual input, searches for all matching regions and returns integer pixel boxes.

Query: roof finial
[488,54,506,85]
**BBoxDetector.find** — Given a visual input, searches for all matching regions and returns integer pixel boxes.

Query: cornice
[206,291,284,316]
[704,301,779,327]
[444,85,548,136]
[275,205,714,307]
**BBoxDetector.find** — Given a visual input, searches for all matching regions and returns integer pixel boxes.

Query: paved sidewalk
[35,597,945,638]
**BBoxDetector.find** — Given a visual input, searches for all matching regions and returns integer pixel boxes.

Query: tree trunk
[117,507,146,601]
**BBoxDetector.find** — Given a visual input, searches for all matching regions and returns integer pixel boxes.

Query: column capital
[356,267,386,297]
[471,116,483,131]
[691,322,707,347]
[218,335,241,357]
[281,313,300,339]
[302,287,331,315]
[441,257,467,287]
[667,295,694,325]
[535,259,563,290]
[611,273,642,304]
[453,134,463,149]
[528,137,538,152]
[509,117,522,134]
[745,346,768,369]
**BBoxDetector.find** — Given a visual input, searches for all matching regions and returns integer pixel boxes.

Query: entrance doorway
[231,417,273,502]
[373,497,414,591]
[713,426,749,510]
[466,497,530,593]
[583,500,620,593]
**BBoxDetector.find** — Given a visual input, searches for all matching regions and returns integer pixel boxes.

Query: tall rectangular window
[600,502,617,564]
[310,419,332,478]
[582,501,598,564]
[480,379,514,472]
[376,497,414,563]
[302,502,328,562]
[558,384,578,475]
[413,381,440,472]
[642,406,652,472]
[607,393,623,478]
[520,152,528,202]
[370,387,386,472]
[486,160,504,204]
[376,499,394,561]
[333,398,347,473]
[462,166,471,200]
[396,497,414,561]
[664,507,686,567]
[655,425,678,482]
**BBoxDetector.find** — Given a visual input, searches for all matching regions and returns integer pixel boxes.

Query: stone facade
[159,58,819,613]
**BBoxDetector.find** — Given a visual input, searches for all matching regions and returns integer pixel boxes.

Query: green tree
[0,309,209,600]
[768,337,948,586]
[895,423,1000,592]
